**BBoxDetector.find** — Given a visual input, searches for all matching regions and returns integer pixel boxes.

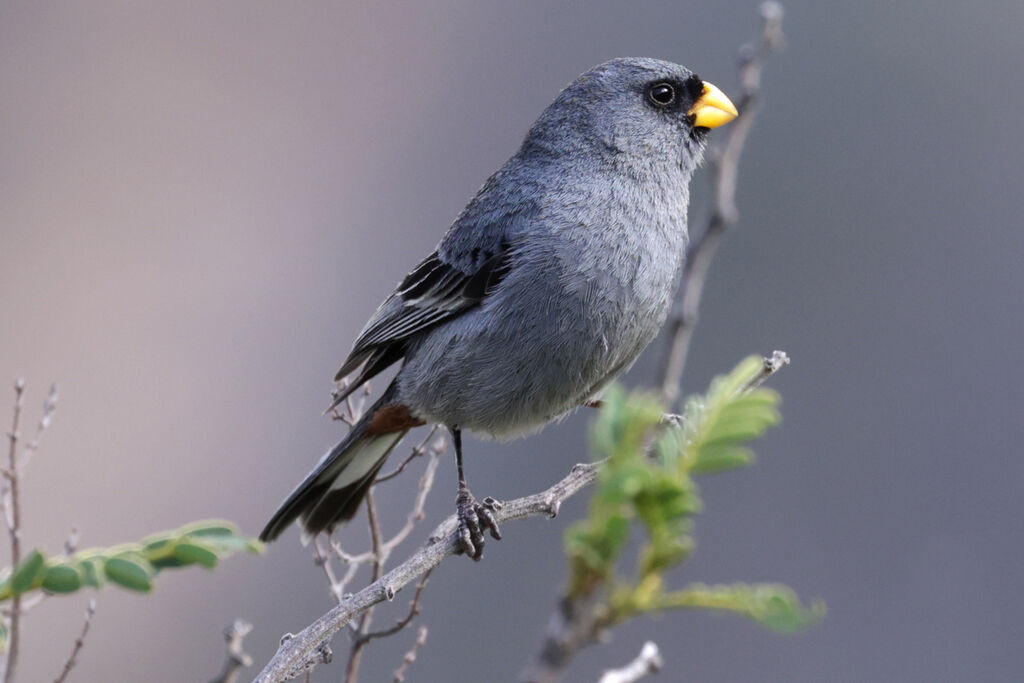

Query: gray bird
[260,58,737,559]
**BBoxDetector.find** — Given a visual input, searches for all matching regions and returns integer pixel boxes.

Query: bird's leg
[450,427,502,560]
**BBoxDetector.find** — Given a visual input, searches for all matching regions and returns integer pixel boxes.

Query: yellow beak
[688,81,739,129]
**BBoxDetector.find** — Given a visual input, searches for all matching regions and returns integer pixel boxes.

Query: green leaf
[660,582,824,633]
[564,358,817,641]
[172,540,219,568]
[42,564,82,593]
[11,550,46,595]
[78,557,106,589]
[689,449,754,475]
[0,518,261,603]
[749,587,827,633]
[185,521,264,554]
[177,520,239,536]
[147,550,190,569]
[142,537,173,555]
[677,357,782,478]
[104,556,154,592]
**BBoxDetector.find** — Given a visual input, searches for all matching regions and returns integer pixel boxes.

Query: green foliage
[656,582,826,633]
[565,356,822,634]
[0,520,261,606]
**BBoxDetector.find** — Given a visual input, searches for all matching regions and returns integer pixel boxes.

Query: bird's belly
[396,272,673,438]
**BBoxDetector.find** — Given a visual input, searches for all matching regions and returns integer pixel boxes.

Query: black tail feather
[260,382,405,543]
[300,455,389,535]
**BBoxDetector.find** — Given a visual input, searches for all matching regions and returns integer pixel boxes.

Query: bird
[259,58,737,559]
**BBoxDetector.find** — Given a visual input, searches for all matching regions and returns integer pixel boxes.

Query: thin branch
[313,538,345,605]
[598,642,663,683]
[391,626,428,683]
[255,461,601,683]
[660,1,786,407]
[380,448,442,559]
[20,383,58,470]
[741,350,790,393]
[52,599,97,683]
[2,379,26,683]
[375,426,442,484]
[207,619,253,683]
[522,593,599,683]
[333,548,365,598]
[342,492,385,683]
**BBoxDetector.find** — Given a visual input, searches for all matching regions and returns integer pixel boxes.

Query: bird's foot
[454,487,502,561]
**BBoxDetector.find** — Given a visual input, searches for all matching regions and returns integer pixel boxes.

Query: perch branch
[254,461,601,682]
[356,571,430,645]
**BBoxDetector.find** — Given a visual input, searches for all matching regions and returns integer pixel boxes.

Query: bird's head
[525,57,738,175]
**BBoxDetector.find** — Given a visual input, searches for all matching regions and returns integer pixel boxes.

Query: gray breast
[397,169,690,437]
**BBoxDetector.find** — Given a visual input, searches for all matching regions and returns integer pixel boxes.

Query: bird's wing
[329,244,512,407]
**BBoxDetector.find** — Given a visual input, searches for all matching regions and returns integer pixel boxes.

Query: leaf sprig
[0,520,261,603]
[565,356,824,634]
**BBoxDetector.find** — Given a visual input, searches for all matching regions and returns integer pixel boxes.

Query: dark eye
[647,82,676,107]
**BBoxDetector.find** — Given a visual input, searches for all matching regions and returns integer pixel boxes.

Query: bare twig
[660,1,786,406]
[332,545,366,598]
[52,599,97,683]
[20,384,59,470]
[313,538,346,604]
[63,527,80,556]
[2,379,26,683]
[522,593,600,683]
[379,448,442,559]
[255,461,601,682]
[375,426,443,484]
[392,626,428,683]
[741,350,790,393]
[207,619,254,683]
[342,492,385,683]
[0,381,61,683]
[598,642,663,683]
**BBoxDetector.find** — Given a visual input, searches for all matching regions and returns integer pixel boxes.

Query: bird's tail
[259,383,414,543]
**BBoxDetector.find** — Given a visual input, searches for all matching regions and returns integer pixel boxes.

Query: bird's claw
[455,488,502,561]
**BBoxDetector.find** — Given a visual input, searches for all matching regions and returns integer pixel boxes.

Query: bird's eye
[647,83,676,107]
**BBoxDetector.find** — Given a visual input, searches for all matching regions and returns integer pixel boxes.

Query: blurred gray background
[2,1,1022,681]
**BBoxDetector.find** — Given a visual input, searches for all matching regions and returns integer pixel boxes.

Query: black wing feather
[328,243,512,408]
